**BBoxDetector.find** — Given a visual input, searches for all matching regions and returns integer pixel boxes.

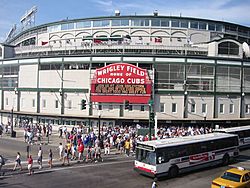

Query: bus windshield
[136,148,156,165]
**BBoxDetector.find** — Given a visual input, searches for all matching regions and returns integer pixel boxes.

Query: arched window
[218,41,239,55]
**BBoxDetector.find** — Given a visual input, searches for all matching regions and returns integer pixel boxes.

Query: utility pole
[148,99,154,140]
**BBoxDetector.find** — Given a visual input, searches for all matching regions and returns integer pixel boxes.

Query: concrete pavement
[0,126,127,177]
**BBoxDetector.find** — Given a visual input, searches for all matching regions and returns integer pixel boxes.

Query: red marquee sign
[90,63,152,104]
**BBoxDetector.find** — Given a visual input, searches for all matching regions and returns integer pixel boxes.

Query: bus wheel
[169,166,179,178]
[222,154,230,166]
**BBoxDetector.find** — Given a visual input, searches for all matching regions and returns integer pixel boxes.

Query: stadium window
[111,19,129,26]
[190,21,198,29]
[140,105,145,111]
[5,98,8,106]
[76,21,91,28]
[121,19,129,26]
[108,105,113,110]
[245,104,250,114]
[172,103,177,113]
[229,104,234,114]
[61,24,68,30]
[32,99,36,108]
[160,103,165,112]
[68,23,74,30]
[191,103,196,113]
[131,19,149,26]
[98,104,102,110]
[151,19,160,26]
[199,22,207,30]
[180,20,188,28]
[219,104,224,114]
[138,63,152,70]
[218,41,239,55]
[21,98,25,108]
[93,20,110,27]
[55,100,59,109]
[91,63,104,69]
[208,23,216,31]
[68,100,72,109]
[0,46,2,57]
[161,19,169,27]
[127,104,132,111]
[202,103,207,114]
[171,20,180,27]
[43,100,46,108]
[216,24,223,32]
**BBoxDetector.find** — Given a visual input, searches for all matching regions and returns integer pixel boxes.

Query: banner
[91,63,152,104]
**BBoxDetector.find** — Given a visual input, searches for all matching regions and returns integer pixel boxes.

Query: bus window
[136,148,156,165]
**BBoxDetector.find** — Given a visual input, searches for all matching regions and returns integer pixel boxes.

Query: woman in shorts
[27,155,33,175]
[13,152,22,171]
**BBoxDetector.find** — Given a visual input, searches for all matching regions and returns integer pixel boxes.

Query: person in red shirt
[77,143,84,161]
[27,155,33,175]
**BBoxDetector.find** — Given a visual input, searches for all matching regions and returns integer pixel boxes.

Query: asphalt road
[1,135,250,188]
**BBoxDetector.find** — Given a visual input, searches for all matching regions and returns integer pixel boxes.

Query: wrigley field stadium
[0,10,250,129]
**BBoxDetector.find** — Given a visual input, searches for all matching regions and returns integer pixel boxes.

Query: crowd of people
[0,119,216,177]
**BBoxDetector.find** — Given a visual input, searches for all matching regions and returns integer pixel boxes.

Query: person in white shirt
[37,147,43,169]
[58,143,64,160]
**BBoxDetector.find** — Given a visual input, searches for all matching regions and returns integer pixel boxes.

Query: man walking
[37,147,43,169]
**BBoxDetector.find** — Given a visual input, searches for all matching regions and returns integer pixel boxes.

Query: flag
[41,41,48,46]
[154,37,162,43]
[94,39,102,44]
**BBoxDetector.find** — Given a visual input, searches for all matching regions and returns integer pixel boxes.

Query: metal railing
[14,44,208,57]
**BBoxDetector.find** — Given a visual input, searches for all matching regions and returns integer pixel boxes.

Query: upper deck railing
[14,44,208,58]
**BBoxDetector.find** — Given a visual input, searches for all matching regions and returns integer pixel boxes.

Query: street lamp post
[98,111,101,140]
[11,87,18,137]
[240,92,245,118]
[10,108,14,136]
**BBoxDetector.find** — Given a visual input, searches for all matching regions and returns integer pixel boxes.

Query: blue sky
[0,0,250,42]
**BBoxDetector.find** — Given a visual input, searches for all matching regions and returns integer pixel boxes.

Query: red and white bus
[134,133,239,178]
[214,125,250,149]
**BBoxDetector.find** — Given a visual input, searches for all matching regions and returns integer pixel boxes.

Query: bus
[213,125,250,149]
[134,133,239,178]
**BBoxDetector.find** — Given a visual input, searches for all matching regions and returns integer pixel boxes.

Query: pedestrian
[58,143,64,161]
[48,149,53,168]
[27,155,33,175]
[124,138,131,157]
[151,178,158,188]
[85,146,93,162]
[58,126,63,138]
[94,143,103,163]
[13,152,22,171]
[77,143,84,161]
[0,124,3,137]
[104,138,110,155]
[37,147,43,169]
[0,154,5,176]
[62,147,69,166]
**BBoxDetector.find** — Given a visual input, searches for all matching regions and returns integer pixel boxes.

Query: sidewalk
[0,127,128,177]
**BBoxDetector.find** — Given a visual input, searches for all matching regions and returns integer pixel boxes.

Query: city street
[1,149,250,188]
[1,129,250,188]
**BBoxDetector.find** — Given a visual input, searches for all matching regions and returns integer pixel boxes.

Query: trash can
[11,131,16,138]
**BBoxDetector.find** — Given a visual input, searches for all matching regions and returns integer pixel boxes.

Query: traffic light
[150,112,155,122]
[81,99,86,110]
[124,100,130,110]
